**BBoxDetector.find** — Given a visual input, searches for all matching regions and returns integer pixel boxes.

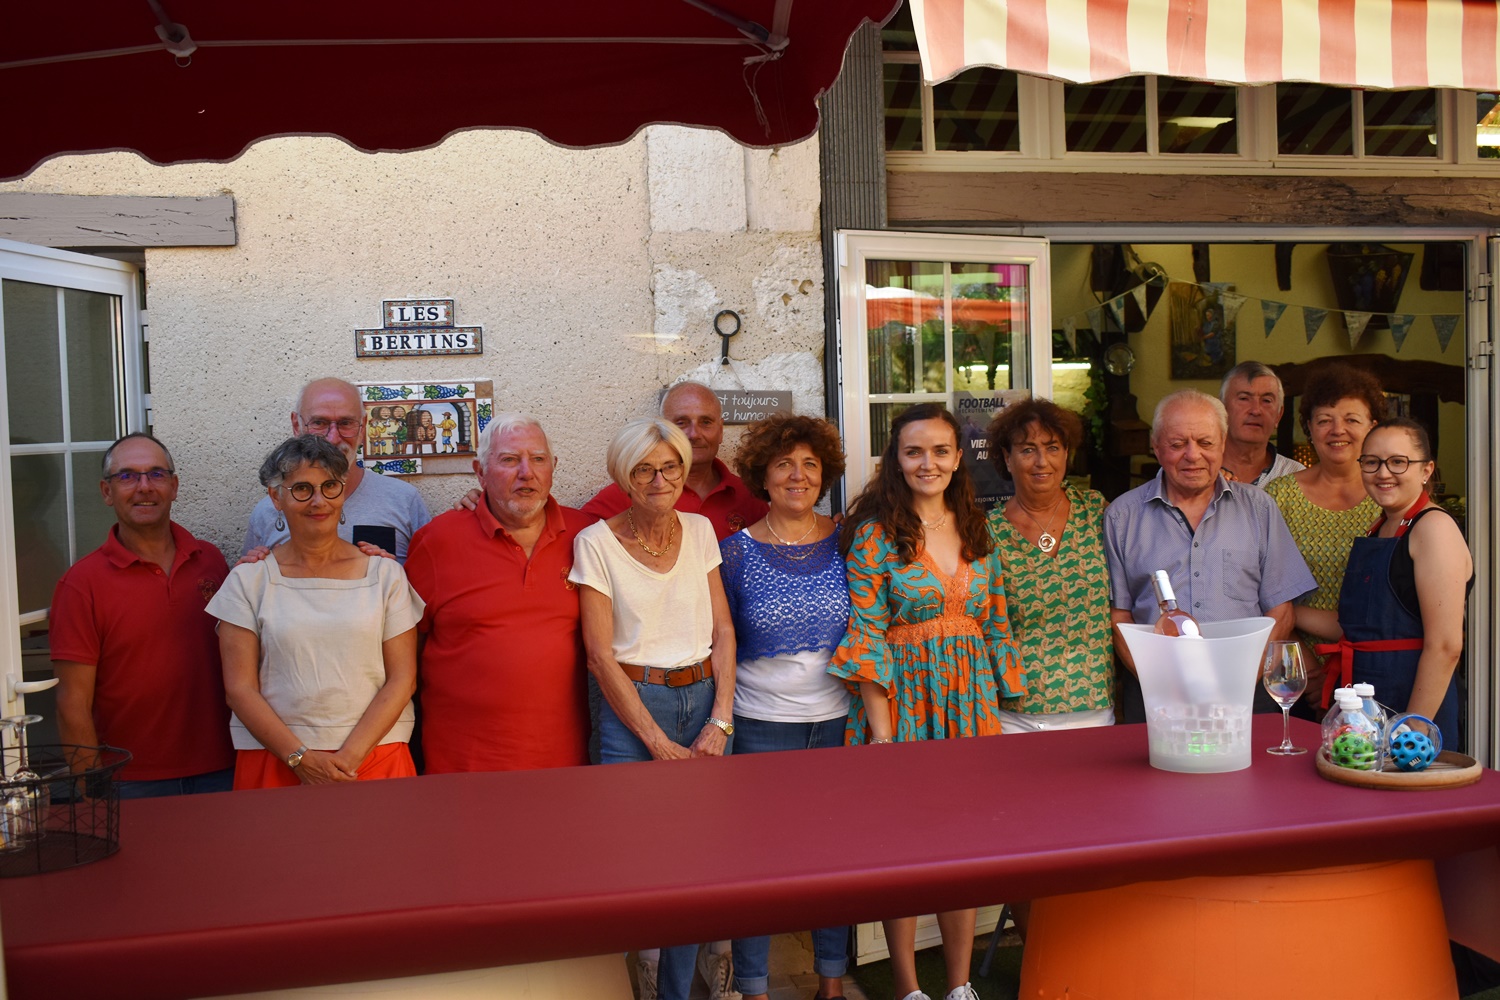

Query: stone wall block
[745,138,821,232]
[645,126,746,233]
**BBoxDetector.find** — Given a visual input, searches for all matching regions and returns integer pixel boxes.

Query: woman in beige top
[209,435,422,789]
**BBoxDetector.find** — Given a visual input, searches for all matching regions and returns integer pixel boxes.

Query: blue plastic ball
[1390,731,1438,772]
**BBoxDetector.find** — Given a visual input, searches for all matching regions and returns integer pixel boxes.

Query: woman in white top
[209,435,422,789]
[570,416,736,1000]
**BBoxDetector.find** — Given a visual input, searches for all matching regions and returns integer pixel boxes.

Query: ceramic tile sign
[355,299,483,358]
[355,381,494,476]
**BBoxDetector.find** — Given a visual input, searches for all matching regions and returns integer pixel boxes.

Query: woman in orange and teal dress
[830,402,1023,1000]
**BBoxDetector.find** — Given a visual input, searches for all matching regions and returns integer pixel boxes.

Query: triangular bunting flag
[1432,314,1460,352]
[1220,292,1247,326]
[1302,307,1328,344]
[1062,317,1078,353]
[1106,295,1127,330]
[1086,306,1104,334]
[1344,311,1372,349]
[1261,300,1287,338]
[1389,315,1414,352]
[1132,284,1148,318]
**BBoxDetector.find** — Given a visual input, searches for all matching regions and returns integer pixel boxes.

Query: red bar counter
[2,717,1497,1000]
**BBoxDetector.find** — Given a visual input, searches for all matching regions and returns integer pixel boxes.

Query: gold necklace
[1013,494,1066,553]
[627,508,677,557]
[919,511,948,531]
[766,514,817,546]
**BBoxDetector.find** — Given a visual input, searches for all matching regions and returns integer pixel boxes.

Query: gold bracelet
[870,737,894,744]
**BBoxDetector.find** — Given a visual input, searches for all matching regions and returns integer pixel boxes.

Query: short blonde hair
[606,417,692,492]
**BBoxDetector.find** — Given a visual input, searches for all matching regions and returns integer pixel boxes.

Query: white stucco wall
[1,128,825,557]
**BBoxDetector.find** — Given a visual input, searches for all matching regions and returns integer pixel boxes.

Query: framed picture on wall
[1168,282,1237,380]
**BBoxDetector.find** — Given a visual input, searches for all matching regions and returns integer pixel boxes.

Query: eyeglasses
[630,461,685,486]
[1358,455,1423,475]
[302,417,362,436]
[282,479,346,502]
[105,467,175,485]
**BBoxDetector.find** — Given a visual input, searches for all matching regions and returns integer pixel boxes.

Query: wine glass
[1262,641,1308,755]
[0,715,47,848]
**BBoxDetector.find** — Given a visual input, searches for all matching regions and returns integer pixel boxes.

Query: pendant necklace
[627,508,677,557]
[1016,494,1066,553]
[766,515,817,546]
[919,511,948,532]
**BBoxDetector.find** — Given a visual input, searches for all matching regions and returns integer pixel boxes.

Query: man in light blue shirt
[241,378,431,562]
[1105,389,1315,683]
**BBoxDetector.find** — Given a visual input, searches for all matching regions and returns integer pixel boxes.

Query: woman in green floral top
[1267,363,1386,718]
[985,398,1114,733]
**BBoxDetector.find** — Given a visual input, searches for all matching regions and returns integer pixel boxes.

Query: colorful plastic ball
[1390,731,1439,772]
[1330,733,1378,771]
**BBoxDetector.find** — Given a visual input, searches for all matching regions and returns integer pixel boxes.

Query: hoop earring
[339,510,347,525]
[274,512,285,531]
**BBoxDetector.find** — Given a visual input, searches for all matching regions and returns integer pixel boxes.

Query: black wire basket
[0,744,131,878]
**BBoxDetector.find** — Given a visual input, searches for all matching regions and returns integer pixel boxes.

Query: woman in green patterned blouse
[985,398,1114,734]
[1266,363,1386,718]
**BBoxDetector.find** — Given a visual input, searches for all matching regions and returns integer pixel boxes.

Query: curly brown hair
[733,414,846,502]
[1298,363,1387,436]
[985,397,1083,476]
[840,403,991,565]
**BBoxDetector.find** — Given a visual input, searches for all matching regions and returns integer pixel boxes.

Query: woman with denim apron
[1298,418,1471,747]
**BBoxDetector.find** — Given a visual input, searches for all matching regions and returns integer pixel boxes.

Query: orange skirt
[233,742,416,790]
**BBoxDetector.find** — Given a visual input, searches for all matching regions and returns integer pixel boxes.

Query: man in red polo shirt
[406,414,594,773]
[581,381,767,541]
[51,433,234,798]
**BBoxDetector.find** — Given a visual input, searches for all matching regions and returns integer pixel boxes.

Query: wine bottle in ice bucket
[1151,570,1201,637]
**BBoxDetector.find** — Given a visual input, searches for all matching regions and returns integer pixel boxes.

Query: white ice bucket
[1117,617,1275,773]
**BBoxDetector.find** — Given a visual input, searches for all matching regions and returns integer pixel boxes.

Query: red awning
[0,1,899,181]
[912,0,1500,90]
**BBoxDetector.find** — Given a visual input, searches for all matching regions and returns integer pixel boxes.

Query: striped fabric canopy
[911,0,1500,90]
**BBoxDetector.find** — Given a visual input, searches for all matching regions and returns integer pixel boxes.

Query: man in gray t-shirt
[241,378,431,562]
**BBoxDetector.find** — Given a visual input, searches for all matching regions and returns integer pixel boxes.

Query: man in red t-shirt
[406,415,594,773]
[50,434,234,798]
[581,381,767,540]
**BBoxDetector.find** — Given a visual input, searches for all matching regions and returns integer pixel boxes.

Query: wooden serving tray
[1316,749,1483,790]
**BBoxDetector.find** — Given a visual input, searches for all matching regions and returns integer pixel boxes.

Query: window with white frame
[882,6,1498,169]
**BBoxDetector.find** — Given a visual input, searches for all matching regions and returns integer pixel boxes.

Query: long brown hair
[841,403,991,564]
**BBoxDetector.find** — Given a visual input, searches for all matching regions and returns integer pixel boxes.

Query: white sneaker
[635,955,658,1000]
[943,984,980,1000]
[899,991,932,1000]
[698,948,742,1000]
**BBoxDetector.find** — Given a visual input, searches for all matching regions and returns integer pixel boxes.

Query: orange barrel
[1021,861,1456,999]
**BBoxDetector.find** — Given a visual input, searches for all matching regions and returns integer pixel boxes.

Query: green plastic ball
[1330,732,1378,771]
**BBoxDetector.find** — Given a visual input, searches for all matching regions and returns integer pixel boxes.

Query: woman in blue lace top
[721,414,851,1000]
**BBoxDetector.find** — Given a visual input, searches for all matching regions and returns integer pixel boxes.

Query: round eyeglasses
[1357,455,1422,475]
[283,479,346,502]
[630,461,685,486]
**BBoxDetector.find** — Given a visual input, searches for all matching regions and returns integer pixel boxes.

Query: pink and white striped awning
[911,0,1500,90]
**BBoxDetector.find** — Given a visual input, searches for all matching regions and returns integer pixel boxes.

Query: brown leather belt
[619,659,713,687]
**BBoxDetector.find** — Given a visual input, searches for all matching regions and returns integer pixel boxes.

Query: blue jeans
[117,767,234,800]
[600,677,720,1000]
[729,715,850,995]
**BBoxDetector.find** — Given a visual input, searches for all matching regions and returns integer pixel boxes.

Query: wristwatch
[705,717,734,736]
[285,745,309,769]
